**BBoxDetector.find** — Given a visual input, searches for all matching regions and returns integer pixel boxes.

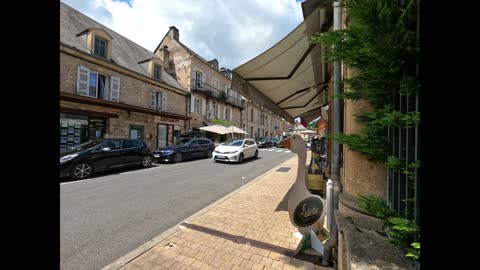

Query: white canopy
[199,125,230,135]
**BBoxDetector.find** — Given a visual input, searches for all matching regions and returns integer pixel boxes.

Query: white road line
[285,150,291,153]
[259,149,267,151]
[268,149,275,152]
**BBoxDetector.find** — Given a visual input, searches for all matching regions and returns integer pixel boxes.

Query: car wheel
[71,162,93,180]
[206,150,213,158]
[238,153,244,163]
[141,155,152,167]
[254,150,258,159]
[174,152,183,163]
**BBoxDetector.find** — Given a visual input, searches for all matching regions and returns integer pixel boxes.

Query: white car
[212,138,258,163]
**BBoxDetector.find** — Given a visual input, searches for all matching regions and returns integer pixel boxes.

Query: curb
[101,155,297,270]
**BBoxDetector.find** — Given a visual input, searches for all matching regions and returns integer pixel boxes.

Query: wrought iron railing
[387,89,419,224]
[191,78,245,109]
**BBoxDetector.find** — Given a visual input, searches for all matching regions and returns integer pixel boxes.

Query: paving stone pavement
[113,152,333,270]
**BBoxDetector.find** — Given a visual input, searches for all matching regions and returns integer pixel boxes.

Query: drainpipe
[322,1,342,266]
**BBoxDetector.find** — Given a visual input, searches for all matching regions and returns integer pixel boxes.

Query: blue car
[153,138,215,163]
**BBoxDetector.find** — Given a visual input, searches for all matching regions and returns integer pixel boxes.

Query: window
[123,139,140,148]
[151,91,168,111]
[212,80,218,97]
[94,36,107,58]
[88,72,108,99]
[194,98,201,113]
[212,103,218,118]
[104,139,122,150]
[251,109,254,121]
[153,64,162,80]
[195,71,203,88]
[225,107,231,121]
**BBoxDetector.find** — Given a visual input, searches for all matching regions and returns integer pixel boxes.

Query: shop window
[129,125,144,141]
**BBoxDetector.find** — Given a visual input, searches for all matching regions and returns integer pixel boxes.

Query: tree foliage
[311,0,418,162]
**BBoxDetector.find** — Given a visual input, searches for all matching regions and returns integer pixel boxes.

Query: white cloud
[61,0,304,70]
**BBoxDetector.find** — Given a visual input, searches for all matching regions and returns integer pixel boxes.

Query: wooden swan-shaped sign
[280,134,326,255]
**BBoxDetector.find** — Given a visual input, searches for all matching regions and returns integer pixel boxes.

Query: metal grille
[388,89,419,225]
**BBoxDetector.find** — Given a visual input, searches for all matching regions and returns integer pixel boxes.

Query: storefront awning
[232,3,332,124]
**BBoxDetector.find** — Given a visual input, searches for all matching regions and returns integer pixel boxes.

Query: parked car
[153,138,215,163]
[270,137,281,147]
[212,138,258,163]
[60,138,153,180]
[257,137,273,148]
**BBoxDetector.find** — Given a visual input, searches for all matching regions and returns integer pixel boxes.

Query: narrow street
[60,149,294,270]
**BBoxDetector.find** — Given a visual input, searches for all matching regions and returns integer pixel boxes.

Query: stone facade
[156,27,245,132]
[60,50,189,148]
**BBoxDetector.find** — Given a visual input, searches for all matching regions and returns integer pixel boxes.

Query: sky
[61,0,305,70]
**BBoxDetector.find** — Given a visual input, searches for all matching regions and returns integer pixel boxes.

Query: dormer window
[94,36,108,58]
[153,64,162,80]
[77,28,113,60]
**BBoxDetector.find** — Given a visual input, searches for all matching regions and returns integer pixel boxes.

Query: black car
[60,138,153,180]
[256,137,273,148]
[153,138,215,163]
[270,137,281,147]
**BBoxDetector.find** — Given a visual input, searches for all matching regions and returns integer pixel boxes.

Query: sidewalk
[105,152,332,270]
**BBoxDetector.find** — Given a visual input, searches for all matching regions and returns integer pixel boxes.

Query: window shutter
[77,65,90,96]
[191,94,195,113]
[217,104,220,119]
[110,77,120,102]
[161,92,168,112]
[223,106,226,120]
[151,91,157,109]
[202,98,206,115]
[201,74,206,88]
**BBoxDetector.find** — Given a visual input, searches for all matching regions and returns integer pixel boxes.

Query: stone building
[60,2,190,151]
[155,27,244,132]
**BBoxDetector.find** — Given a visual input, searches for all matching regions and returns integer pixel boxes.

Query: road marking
[275,150,284,152]
[285,150,291,153]
[268,149,275,152]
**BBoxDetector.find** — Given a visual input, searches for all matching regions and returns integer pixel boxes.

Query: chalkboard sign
[293,197,324,227]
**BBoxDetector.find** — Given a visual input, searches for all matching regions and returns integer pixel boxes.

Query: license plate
[154,154,160,158]
[216,155,225,158]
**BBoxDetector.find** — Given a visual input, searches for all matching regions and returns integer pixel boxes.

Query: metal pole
[322,1,342,266]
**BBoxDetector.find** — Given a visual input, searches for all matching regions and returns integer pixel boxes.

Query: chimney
[168,26,179,40]
[160,45,170,69]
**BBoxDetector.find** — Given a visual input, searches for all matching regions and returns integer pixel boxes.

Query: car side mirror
[101,147,111,152]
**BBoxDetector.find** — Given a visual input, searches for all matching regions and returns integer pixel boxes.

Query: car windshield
[174,138,191,146]
[71,139,105,151]
[221,139,244,147]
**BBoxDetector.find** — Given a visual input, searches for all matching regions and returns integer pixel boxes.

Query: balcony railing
[191,78,245,109]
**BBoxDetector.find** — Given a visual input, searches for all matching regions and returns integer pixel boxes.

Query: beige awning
[199,125,230,135]
[233,3,331,124]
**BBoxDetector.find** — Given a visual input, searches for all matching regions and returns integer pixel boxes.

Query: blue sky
[61,0,304,70]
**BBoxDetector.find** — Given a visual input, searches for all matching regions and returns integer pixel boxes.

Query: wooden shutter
[223,105,226,120]
[202,98,206,115]
[110,77,120,102]
[77,65,90,96]
[191,94,195,113]
[151,91,157,109]
[161,92,167,112]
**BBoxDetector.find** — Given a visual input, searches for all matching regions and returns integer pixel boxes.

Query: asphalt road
[60,148,295,270]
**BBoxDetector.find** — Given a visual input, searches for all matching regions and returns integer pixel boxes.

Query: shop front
[60,112,107,152]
